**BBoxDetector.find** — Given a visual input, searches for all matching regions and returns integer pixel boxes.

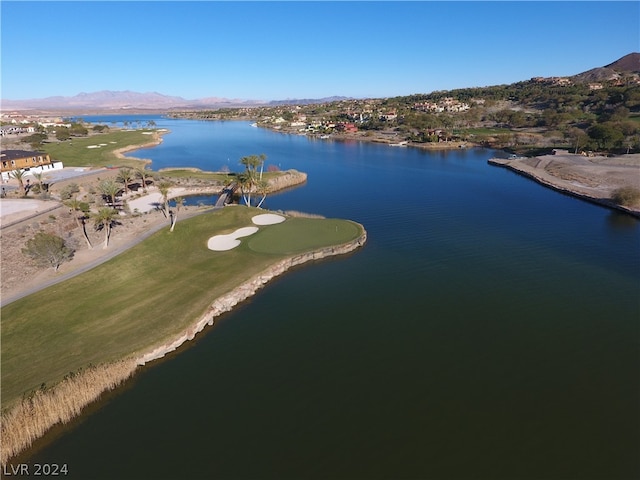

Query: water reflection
[607,210,640,231]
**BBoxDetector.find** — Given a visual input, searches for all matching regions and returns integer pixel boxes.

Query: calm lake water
[23,117,640,479]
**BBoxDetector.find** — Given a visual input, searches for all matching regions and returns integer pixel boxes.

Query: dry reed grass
[282,210,325,219]
[1,359,137,466]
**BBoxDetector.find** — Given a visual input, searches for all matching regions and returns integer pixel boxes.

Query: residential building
[1,150,63,181]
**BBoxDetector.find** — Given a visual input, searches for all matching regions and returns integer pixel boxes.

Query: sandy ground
[127,186,188,213]
[207,226,260,251]
[252,213,286,225]
[490,151,640,215]
[0,199,60,225]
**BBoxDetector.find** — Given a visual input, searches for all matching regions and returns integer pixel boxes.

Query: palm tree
[9,169,27,196]
[32,171,46,193]
[238,154,267,207]
[116,168,134,195]
[157,181,172,218]
[257,153,267,180]
[169,196,185,232]
[93,208,118,249]
[134,167,149,193]
[98,179,120,208]
[237,171,253,206]
[65,198,93,249]
[240,154,263,180]
[256,179,269,209]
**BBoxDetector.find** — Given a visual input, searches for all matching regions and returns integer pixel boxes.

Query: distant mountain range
[0,91,265,111]
[0,90,352,112]
[2,54,638,111]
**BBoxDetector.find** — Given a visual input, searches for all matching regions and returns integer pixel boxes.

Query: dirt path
[0,205,219,307]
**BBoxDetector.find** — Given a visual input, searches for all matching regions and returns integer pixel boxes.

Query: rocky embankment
[136,225,366,365]
[1,223,366,465]
[265,169,307,191]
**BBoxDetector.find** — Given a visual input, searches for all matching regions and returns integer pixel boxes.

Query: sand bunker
[252,213,285,225]
[207,227,259,251]
[207,214,286,251]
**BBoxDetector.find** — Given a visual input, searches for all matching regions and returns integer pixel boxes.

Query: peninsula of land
[0,127,366,466]
[1,202,366,466]
[489,150,640,217]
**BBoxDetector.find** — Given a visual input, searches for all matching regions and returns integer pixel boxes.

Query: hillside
[573,52,640,83]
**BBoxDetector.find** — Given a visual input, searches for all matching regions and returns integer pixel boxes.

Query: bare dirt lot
[489,151,640,216]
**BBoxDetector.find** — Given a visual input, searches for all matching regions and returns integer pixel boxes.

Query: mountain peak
[571,52,639,83]
[604,52,640,72]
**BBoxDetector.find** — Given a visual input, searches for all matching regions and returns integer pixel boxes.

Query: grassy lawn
[1,207,364,408]
[41,130,162,168]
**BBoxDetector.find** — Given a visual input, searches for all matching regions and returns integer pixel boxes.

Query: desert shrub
[612,187,640,206]
[59,183,80,200]
[21,232,74,271]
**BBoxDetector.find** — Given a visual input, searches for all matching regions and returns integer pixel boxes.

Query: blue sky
[1,1,638,101]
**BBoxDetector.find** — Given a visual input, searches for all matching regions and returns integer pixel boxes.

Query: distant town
[2,52,639,162]
[170,53,640,155]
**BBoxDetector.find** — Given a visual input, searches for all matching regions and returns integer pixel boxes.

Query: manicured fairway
[1,207,364,407]
[41,130,162,168]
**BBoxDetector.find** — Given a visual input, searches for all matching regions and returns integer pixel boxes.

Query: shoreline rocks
[136,226,366,365]
[2,224,366,465]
